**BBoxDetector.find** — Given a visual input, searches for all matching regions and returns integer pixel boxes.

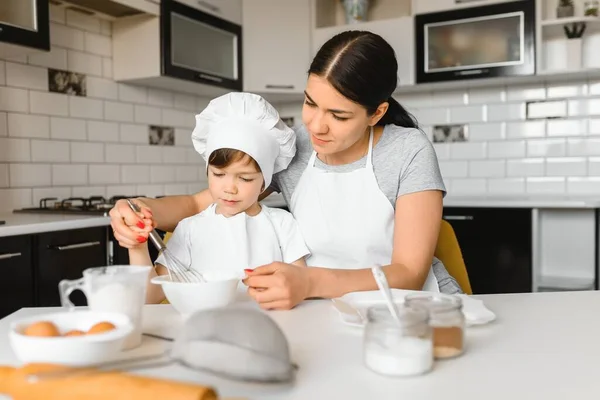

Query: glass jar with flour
[363,304,433,377]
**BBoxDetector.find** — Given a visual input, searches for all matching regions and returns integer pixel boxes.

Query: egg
[87,321,116,335]
[64,329,86,337]
[23,321,60,337]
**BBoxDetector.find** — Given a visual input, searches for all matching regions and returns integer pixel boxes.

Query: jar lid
[366,304,429,327]
[404,293,463,314]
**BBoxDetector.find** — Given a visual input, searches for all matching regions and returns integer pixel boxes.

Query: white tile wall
[0,6,211,211]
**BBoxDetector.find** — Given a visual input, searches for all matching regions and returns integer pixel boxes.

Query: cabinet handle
[50,241,101,251]
[265,84,294,90]
[196,73,223,83]
[0,252,21,260]
[443,215,474,221]
[197,0,220,13]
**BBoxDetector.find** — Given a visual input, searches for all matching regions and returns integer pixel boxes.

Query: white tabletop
[1,291,599,399]
[0,213,110,237]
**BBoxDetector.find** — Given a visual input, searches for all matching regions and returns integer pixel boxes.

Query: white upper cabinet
[242,0,311,97]
[176,0,241,24]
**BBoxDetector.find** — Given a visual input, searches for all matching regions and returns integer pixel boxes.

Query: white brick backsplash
[488,104,526,121]
[10,164,51,187]
[468,123,504,141]
[105,101,134,122]
[186,148,204,164]
[527,100,568,119]
[136,185,165,198]
[187,182,208,194]
[196,97,210,112]
[450,179,486,195]
[415,108,449,125]
[527,138,566,157]
[121,165,150,184]
[49,3,66,23]
[86,77,118,100]
[119,84,147,104]
[67,51,102,76]
[6,62,47,91]
[507,85,546,101]
[134,105,162,125]
[69,97,103,120]
[71,142,104,163]
[547,119,587,137]
[0,138,30,162]
[507,158,545,177]
[0,87,29,112]
[0,164,8,187]
[547,83,587,98]
[72,186,106,198]
[177,166,199,182]
[137,146,163,164]
[105,185,133,198]
[28,48,68,70]
[0,113,6,137]
[589,157,600,175]
[589,119,600,135]
[105,144,135,163]
[66,9,101,33]
[88,121,119,142]
[468,87,505,104]
[567,177,600,195]
[546,157,587,176]
[588,80,600,95]
[52,164,87,186]
[30,92,68,116]
[433,143,449,160]
[150,166,176,183]
[100,20,111,36]
[89,165,120,185]
[439,161,468,178]
[0,62,4,86]
[431,91,466,107]
[148,89,173,107]
[50,23,84,50]
[102,57,112,79]
[0,188,32,210]
[163,147,188,164]
[569,99,600,117]
[449,142,486,160]
[33,188,72,206]
[394,93,431,108]
[568,138,600,156]
[174,94,196,111]
[8,114,49,138]
[469,160,505,177]
[84,32,112,57]
[175,128,192,147]
[164,184,189,195]
[50,117,86,140]
[449,105,486,123]
[506,121,546,139]
[120,124,147,144]
[162,109,194,128]
[487,178,525,195]
[526,177,565,194]
[31,140,69,162]
[488,140,526,159]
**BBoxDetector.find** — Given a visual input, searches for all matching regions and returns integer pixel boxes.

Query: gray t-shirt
[270,124,463,295]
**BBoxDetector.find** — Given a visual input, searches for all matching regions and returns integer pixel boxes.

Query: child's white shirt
[155,203,310,276]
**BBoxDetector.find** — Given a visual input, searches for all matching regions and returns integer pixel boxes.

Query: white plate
[332,289,497,328]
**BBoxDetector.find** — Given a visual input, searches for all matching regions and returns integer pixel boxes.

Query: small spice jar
[363,304,433,377]
[404,293,465,360]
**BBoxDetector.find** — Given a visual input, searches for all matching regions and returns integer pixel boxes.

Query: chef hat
[191,92,296,189]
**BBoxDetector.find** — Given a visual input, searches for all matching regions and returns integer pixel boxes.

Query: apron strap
[308,150,318,168]
[365,126,375,169]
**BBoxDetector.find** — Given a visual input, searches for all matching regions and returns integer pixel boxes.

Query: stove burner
[13,195,146,216]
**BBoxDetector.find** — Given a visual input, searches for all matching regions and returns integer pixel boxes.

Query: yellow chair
[434,219,472,295]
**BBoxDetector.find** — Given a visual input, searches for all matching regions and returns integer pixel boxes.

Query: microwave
[414,0,536,84]
[161,0,242,91]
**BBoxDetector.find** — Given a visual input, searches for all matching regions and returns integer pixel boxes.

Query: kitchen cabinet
[443,207,532,295]
[0,235,34,319]
[177,0,241,24]
[36,227,107,307]
[243,0,311,99]
[0,0,49,58]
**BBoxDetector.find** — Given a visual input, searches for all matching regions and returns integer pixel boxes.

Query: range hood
[51,0,159,19]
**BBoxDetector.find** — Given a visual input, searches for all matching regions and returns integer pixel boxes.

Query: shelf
[541,16,600,26]
[314,0,411,29]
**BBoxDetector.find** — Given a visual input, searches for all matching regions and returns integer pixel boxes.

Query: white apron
[289,127,439,292]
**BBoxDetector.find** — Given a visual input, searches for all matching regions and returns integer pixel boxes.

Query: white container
[9,311,133,366]
[151,271,240,317]
[566,38,583,70]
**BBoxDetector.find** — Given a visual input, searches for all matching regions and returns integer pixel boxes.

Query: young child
[128,92,310,304]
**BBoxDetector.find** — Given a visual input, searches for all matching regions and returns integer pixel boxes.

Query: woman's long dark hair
[308,30,418,128]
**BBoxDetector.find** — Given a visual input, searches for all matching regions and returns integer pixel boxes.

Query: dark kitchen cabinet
[36,227,107,307]
[0,235,34,318]
[443,207,532,294]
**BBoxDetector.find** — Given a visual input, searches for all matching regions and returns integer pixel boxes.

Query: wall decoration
[149,125,175,146]
[433,124,468,143]
[48,69,87,96]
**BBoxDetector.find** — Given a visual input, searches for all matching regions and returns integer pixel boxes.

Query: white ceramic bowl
[9,310,134,366]
[151,271,240,316]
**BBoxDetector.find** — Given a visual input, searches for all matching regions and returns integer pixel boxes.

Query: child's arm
[291,257,307,267]
[128,245,166,304]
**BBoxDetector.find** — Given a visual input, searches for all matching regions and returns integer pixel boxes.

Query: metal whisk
[126,199,205,283]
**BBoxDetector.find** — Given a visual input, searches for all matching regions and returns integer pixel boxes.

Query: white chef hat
[191,92,296,189]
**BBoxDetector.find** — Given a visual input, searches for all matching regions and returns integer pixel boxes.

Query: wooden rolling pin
[0,363,218,400]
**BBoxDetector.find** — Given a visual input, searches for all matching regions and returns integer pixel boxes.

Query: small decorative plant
[564,22,587,38]
[557,0,575,18]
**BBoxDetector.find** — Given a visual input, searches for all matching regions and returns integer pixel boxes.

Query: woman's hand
[109,199,154,249]
[243,262,311,310]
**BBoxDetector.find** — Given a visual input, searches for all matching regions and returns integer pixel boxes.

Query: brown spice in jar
[432,326,463,359]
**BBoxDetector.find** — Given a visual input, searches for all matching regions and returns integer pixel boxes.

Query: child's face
[208,158,264,216]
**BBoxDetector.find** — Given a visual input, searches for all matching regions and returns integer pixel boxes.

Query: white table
[1,291,600,399]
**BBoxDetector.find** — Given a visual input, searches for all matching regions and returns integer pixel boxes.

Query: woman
[110,31,462,310]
